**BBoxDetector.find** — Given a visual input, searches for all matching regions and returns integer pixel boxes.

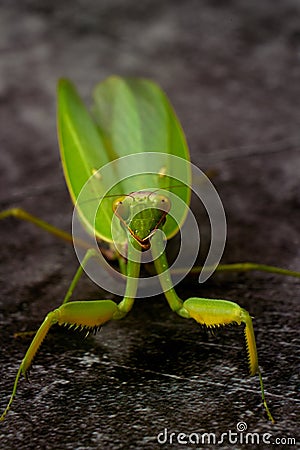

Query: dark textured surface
[0,1,299,449]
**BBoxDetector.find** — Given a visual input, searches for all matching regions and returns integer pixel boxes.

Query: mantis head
[113,191,171,250]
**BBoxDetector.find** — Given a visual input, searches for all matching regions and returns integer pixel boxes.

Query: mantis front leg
[0,239,141,421]
[151,232,275,423]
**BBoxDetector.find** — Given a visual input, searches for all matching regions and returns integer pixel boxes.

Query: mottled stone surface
[0,1,299,449]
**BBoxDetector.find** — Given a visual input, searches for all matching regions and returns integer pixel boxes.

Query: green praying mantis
[1,76,299,423]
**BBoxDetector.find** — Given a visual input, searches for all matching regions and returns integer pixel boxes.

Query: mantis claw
[0,299,119,421]
[182,297,258,375]
[182,297,274,422]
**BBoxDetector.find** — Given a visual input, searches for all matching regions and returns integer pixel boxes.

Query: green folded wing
[57,76,191,243]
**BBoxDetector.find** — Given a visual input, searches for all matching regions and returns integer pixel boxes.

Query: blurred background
[0,1,299,449]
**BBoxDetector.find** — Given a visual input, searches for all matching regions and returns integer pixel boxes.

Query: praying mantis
[1,76,299,423]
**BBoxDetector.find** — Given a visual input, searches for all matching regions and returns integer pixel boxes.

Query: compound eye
[113,198,130,221]
[157,195,171,212]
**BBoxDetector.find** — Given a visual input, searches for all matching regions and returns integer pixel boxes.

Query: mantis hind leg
[0,208,118,260]
[0,208,75,245]
[151,232,275,423]
[189,261,300,279]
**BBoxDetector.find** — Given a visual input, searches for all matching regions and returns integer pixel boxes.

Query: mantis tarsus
[1,76,299,423]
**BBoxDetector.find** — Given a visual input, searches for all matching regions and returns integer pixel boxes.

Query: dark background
[0,1,299,449]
